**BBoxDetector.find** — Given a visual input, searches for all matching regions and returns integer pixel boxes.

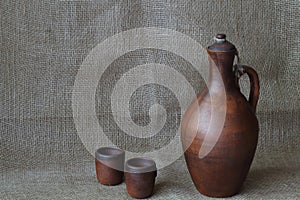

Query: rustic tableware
[95,147,125,186]
[125,157,157,199]
[181,34,260,197]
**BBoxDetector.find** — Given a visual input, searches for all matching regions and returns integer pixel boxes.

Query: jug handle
[234,64,260,113]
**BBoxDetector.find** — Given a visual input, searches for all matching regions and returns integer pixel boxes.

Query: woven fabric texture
[1,0,299,199]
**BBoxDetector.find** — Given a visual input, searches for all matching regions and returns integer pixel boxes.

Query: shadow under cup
[95,147,125,186]
[125,157,157,199]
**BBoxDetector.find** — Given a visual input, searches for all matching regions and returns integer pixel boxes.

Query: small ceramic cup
[95,147,125,185]
[125,157,157,199]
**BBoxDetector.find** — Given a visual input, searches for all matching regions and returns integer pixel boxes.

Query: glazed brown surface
[95,159,124,186]
[125,171,157,199]
[181,35,260,197]
[125,157,157,199]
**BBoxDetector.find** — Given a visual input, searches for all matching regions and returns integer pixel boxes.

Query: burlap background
[1,0,299,199]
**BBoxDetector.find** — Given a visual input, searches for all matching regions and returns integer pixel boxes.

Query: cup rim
[95,146,125,161]
[125,157,157,173]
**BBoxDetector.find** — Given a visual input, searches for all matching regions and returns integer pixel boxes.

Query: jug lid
[208,34,236,52]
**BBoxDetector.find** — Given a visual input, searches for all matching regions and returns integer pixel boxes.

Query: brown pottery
[95,147,125,186]
[125,157,157,199]
[181,34,260,197]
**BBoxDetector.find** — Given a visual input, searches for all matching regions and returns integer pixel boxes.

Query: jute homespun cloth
[1,0,299,199]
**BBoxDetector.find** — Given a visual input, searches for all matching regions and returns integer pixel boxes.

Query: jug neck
[206,34,238,92]
[206,50,237,92]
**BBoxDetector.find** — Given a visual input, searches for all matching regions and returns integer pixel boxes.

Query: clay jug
[181,34,259,197]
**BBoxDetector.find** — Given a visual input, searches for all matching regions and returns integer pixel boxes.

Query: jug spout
[207,33,238,65]
[207,34,237,52]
